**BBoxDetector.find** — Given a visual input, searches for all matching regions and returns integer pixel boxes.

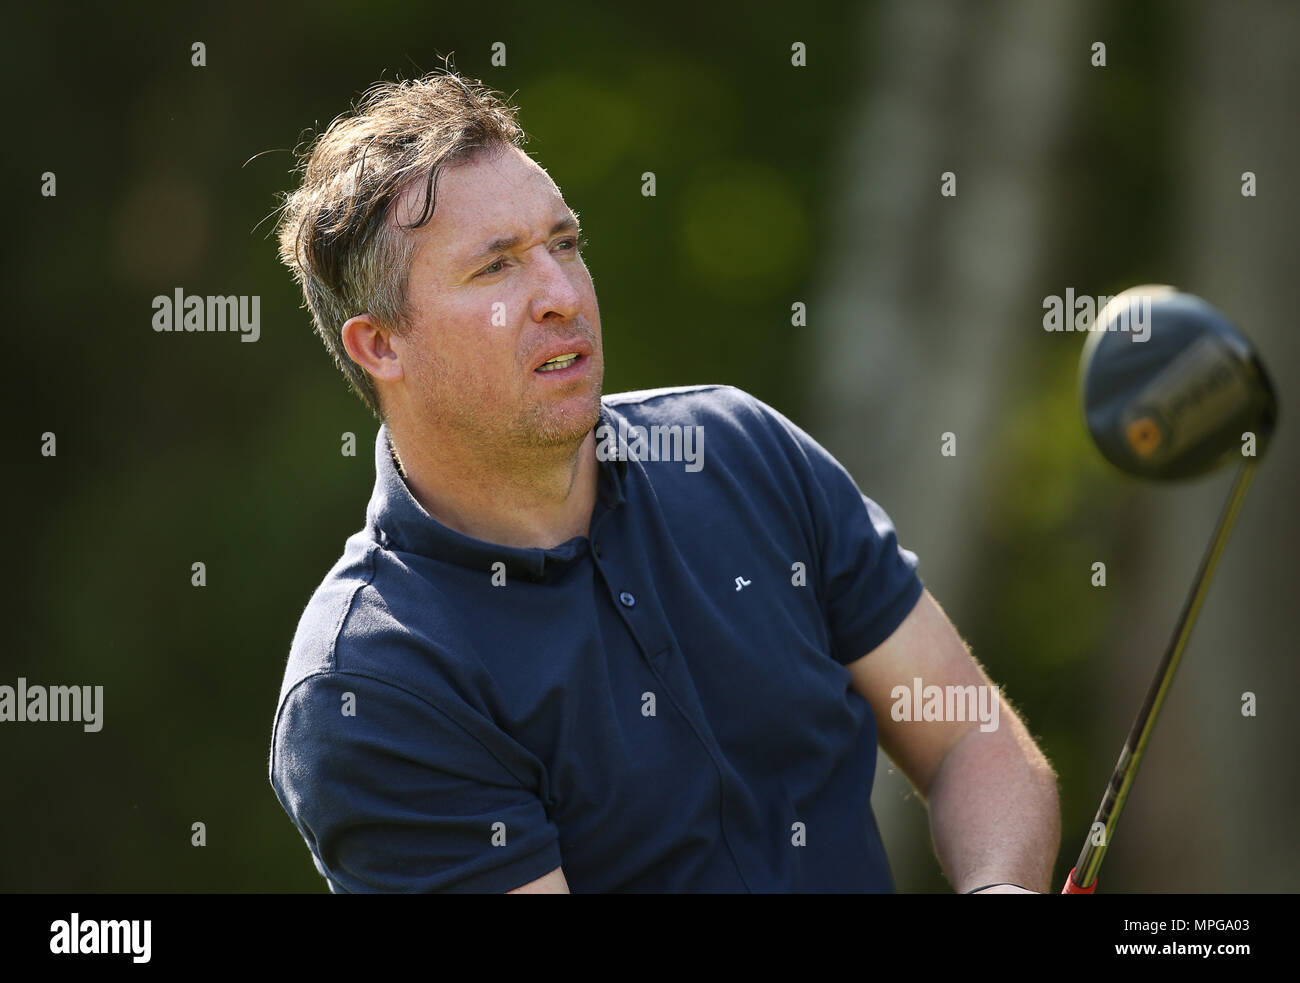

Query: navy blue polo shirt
[270,384,924,893]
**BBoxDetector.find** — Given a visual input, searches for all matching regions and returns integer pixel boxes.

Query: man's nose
[529,249,583,321]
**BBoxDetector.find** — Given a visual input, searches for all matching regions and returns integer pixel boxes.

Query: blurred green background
[4,0,1297,892]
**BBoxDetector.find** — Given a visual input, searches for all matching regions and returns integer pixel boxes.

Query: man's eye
[479,237,585,277]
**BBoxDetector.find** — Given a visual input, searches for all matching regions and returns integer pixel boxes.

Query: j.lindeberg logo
[0,678,103,732]
[595,418,704,472]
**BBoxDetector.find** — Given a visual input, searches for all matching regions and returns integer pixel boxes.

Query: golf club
[1062,285,1278,894]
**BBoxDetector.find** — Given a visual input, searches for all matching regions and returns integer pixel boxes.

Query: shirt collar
[366,401,628,580]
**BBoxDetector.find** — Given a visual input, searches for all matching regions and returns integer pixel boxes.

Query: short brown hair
[277,70,527,418]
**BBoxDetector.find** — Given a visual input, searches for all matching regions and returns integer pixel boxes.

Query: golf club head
[1080,285,1278,480]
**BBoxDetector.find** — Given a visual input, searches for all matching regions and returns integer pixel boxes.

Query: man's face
[393,146,603,454]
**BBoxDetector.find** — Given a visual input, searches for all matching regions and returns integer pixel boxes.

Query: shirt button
[619,591,635,608]
[593,543,602,558]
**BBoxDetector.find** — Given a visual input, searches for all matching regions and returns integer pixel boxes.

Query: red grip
[1061,867,1097,894]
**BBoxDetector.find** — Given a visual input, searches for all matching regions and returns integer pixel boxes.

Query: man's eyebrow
[463,214,581,267]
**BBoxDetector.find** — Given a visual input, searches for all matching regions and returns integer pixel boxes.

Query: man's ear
[341,313,405,386]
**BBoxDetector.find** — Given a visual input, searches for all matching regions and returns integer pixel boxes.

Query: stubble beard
[520,385,603,449]
[514,353,604,451]
[411,344,603,460]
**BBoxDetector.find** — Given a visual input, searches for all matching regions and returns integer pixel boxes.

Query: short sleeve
[740,391,924,664]
[270,670,563,893]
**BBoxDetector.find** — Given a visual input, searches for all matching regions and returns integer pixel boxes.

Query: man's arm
[507,866,570,894]
[845,589,1060,893]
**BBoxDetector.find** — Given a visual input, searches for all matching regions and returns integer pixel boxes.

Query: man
[269,70,1060,893]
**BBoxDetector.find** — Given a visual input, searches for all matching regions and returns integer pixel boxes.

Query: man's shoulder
[603,383,823,463]
[275,531,433,704]
[269,534,481,793]
[602,383,788,434]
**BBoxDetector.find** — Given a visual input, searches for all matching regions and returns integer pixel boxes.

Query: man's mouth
[535,353,581,373]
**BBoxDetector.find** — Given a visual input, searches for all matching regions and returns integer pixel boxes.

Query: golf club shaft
[1063,460,1257,893]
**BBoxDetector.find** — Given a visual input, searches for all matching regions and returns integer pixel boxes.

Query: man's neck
[388,423,600,550]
